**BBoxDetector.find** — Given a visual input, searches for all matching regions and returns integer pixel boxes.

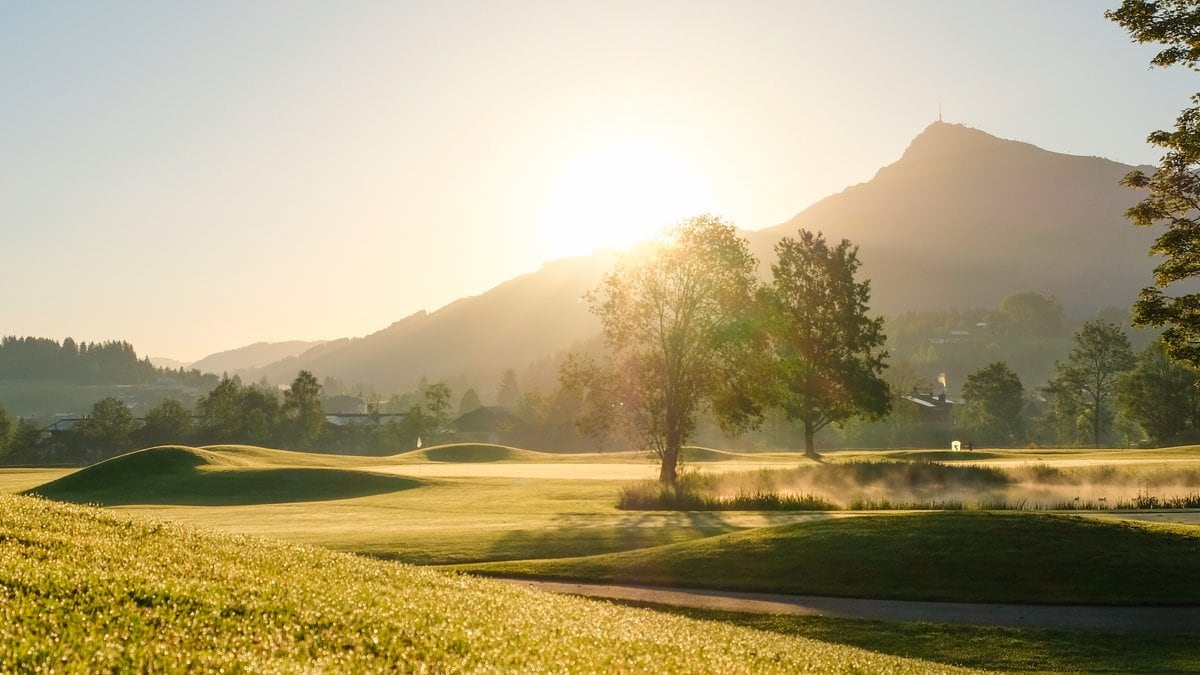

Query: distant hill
[249,253,615,391]
[190,340,325,376]
[148,356,190,370]
[241,122,1158,392]
[747,121,1156,315]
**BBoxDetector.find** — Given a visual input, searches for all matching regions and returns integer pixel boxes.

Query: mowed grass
[0,494,957,673]
[12,444,825,565]
[103,476,827,565]
[460,511,1200,605]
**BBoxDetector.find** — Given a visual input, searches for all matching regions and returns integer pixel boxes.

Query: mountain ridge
[207,121,1157,391]
[746,121,1155,315]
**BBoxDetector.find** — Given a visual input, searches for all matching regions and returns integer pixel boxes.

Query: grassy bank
[0,494,957,672]
[460,511,1200,605]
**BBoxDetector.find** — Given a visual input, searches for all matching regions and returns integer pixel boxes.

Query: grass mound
[0,495,955,672]
[462,512,1200,605]
[27,445,423,506]
[680,446,749,462]
[400,443,553,463]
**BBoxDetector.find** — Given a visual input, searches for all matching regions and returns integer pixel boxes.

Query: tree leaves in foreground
[756,230,890,457]
[564,215,761,483]
[1108,1,1200,368]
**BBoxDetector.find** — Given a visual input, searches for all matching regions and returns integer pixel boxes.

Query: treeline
[0,335,217,389]
[0,372,482,464]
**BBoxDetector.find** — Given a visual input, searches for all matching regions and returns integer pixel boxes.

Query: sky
[1,1,1195,363]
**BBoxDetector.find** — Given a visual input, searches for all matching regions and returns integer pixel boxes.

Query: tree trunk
[804,421,818,459]
[659,443,679,484]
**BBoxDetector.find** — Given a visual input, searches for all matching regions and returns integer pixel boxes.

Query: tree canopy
[1048,320,1136,447]
[756,230,890,457]
[1118,341,1200,446]
[282,370,325,449]
[565,215,760,483]
[1108,1,1200,368]
[957,362,1025,446]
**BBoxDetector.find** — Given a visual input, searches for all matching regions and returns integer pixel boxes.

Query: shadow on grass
[625,603,1200,673]
[435,511,834,567]
[29,467,425,506]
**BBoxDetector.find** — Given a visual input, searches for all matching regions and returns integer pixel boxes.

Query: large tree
[1048,320,1136,447]
[1108,2,1200,368]
[757,230,890,457]
[283,370,325,449]
[81,396,138,455]
[196,375,245,443]
[565,215,761,483]
[1118,341,1200,446]
[956,362,1025,446]
[140,397,192,446]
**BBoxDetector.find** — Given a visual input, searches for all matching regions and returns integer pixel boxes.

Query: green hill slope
[27,445,422,506]
[393,443,559,463]
[0,495,956,672]
[463,512,1200,605]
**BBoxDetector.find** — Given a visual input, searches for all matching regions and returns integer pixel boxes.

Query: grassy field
[7,442,1200,671]
[0,494,956,672]
[21,445,825,564]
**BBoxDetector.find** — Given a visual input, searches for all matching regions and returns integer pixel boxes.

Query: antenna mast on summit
[939,102,943,122]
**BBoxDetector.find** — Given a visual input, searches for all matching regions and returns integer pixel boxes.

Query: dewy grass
[0,494,957,673]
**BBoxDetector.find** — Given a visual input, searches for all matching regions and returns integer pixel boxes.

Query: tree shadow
[454,511,833,566]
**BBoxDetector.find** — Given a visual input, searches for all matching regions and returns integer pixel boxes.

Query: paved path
[495,578,1200,632]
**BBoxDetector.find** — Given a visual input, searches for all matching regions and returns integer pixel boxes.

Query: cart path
[495,578,1200,632]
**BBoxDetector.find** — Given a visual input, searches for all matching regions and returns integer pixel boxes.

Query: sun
[539,142,713,260]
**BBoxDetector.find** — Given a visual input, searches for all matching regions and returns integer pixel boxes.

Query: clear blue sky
[1,1,1193,361]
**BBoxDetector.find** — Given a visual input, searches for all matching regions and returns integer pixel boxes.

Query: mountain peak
[897,121,1040,166]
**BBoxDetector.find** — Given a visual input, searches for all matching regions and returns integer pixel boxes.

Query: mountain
[746,121,1156,315]
[245,122,1158,392]
[190,340,325,376]
[250,253,615,392]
